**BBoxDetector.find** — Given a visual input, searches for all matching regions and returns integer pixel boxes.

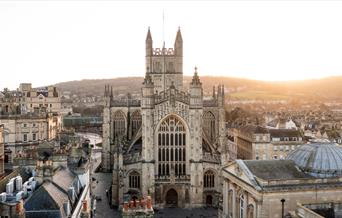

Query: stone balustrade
[155,174,190,182]
[203,99,218,107]
[155,89,190,105]
[124,153,142,164]
[202,152,221,163]
[296,203,324,218]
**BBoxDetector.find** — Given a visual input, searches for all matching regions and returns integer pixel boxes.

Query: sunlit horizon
[1,1,342,90]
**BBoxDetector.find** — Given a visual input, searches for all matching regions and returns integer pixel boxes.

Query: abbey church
[102,27,230,208]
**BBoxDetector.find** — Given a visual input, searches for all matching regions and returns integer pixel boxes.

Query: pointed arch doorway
[165,188,178,207]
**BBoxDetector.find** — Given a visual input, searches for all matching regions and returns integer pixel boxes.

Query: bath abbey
[102,28,230,208]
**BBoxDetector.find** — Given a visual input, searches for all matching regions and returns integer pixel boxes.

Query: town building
[0,83,61,115]
[267,118,298,130]
[234,125,303,160]
[221,142,342,218]
[0,113,62,168]
[0,140,91,218]
[0,84,62,169]
[268,128,303,160]
[234,125,269,160]
[102,28,230,208]
[0,125,4,175]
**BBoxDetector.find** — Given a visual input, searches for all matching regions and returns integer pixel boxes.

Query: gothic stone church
[102,28,229,208]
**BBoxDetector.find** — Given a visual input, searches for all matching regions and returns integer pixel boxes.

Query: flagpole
[163,9,166,92]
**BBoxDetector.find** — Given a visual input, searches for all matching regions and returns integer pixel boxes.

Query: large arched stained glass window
[113,110,126,138]
[157,115,186,177]
[203,111,216,143]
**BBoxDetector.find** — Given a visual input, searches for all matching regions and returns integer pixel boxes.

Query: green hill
[54,75,342,101]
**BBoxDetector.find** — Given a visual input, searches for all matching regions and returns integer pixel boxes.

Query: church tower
[140,68,156,200]
[145,27,183,93]
[188,67,204,207]
[103,26,227,210]
[102,85,112,171]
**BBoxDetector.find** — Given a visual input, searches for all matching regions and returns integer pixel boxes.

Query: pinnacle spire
[146,27,152,41]
[176,26,182,41]
[213,86,216,99]
[143,66,153,85]
[191,66,201,86]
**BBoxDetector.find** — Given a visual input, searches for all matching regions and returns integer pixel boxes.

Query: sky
[1,1,342,90]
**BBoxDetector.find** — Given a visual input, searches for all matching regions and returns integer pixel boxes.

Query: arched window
[113,111,126,138]
[203,111,216,143]
[240,194,245,218]
[204,170,215,188]
[157,115,186,177]
[131,110,141,137]
[247,204,254,218]
[129,171,140,189]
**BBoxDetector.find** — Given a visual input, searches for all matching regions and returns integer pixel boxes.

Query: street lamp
[281,199,285,218]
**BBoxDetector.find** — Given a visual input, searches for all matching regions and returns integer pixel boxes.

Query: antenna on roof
[163,9,166,91]
[163,9,165,47]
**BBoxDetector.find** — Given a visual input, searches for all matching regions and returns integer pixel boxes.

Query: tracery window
[203,111,216,143]
[113,110,126,138]
[204,170,215,188]
[157,115,186,177]
[131,110,142,137]
[129,171,140,189]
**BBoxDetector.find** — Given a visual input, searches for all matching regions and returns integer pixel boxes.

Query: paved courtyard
[89,149,218,218]
[92,172,119,217]
[91,150,120,218]
[154,207,218,218]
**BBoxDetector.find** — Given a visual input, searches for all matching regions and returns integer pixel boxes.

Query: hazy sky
[1,1,342,90]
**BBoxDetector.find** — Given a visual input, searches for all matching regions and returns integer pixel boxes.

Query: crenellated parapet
[111,99,141,107]
[152,48,174,56]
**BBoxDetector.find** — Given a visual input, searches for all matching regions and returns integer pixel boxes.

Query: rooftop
[24,182,68,218]
[286,143,342,178]
[243,160,312,180]
[269,128,301,138]
[239,125,269,134]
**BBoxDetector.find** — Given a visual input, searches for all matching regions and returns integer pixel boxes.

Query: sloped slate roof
[24,182,67,214]
[240,125,269,134]
[286,143,342,178]
[26,211,62,218]
[243,160,312,180]
[52,168,76,192]
[269,129,301,138]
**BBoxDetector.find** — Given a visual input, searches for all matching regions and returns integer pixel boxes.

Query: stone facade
[0,113,62,167]
[102,28,230,208]
[0,83,61,115]
[0,84,62,170]
[0,125,4,175]
[221,146,342,218]
[234,125,303,160]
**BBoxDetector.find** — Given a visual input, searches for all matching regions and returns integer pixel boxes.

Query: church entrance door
[165,189,178,207]
[206,195,213,206]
